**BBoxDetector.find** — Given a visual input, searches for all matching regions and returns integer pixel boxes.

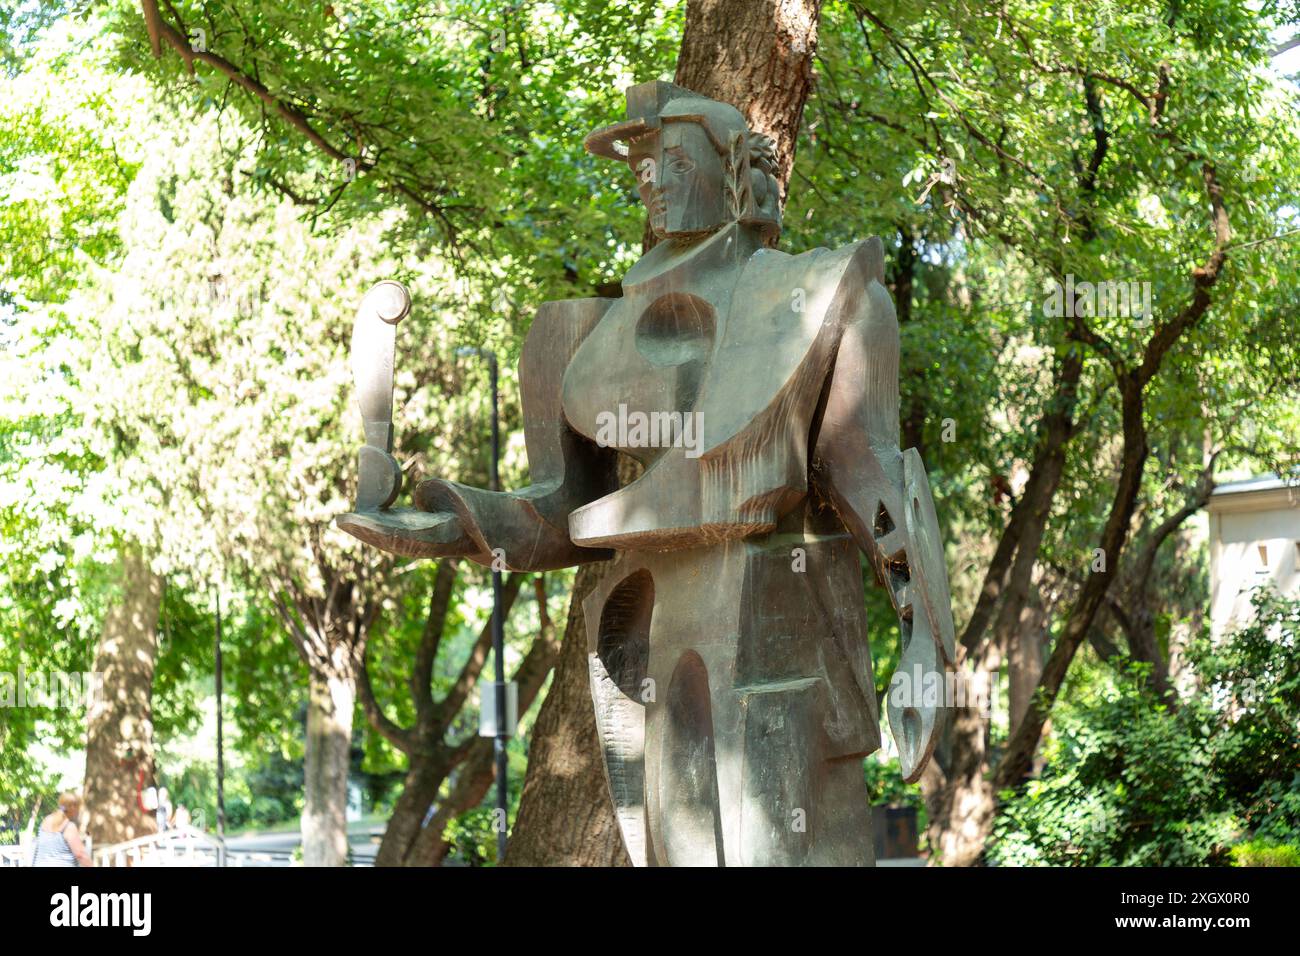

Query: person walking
[155,787,172,833]
[29,793,93,867]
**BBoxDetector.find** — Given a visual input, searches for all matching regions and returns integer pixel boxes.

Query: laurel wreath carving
[724,130,750,221]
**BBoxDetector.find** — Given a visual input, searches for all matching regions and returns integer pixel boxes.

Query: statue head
[584,81,782,245]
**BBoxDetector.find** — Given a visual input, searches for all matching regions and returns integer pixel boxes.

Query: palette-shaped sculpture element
[338,80,956,866]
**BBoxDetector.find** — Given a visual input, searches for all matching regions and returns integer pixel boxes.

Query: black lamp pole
[215,589,225,841]
[460,345,508,863]
[487,349,508,865]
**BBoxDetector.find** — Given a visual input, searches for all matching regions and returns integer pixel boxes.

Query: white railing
[226,849,297,867]
[93,826,226,868]
[7,831,321,868]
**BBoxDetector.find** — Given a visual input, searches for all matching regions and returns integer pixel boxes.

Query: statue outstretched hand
[335,281,478,559]
[336,281,608,572]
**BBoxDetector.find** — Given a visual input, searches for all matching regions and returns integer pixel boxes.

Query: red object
[135,768,149,813]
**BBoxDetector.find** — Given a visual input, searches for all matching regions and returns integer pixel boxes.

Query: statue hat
[583,80,749,162]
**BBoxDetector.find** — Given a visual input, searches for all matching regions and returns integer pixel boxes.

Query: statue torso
[561,224,755,465]
[559,224,878,553]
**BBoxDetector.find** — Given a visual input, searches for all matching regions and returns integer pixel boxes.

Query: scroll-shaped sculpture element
[350,280,410,511]
[336,80,957,866]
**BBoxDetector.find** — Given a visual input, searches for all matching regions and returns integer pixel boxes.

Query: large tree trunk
[504,558,627,865]
[932,473,1063,863]
[275,573,381,866]
[505,0,824,866]
[84,546,164,848]
[920,348,1082,862]
[408,591,562,866]
[674,0,822,192]
[927,640,998,867]
[302,656,355,866]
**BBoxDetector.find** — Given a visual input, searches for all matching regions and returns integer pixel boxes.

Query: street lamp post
[215,589,225,840]
[458,346,510,864]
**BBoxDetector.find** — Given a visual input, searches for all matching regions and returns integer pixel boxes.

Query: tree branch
[407,576,564,866]
[412,559,459,731]
[139,0,359,165]
[431,572,526,730]
[355,638,413,754]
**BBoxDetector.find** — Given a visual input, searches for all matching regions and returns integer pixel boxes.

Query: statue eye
[669,158,695,174]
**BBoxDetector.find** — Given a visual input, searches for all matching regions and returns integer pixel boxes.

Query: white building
[1207,474,1300,636]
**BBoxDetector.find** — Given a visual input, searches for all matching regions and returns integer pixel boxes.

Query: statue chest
[561,278,737,465]
[559,232,859,552]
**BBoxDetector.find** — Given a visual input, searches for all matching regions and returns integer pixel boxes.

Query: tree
[362,572,565,865]
[83,546,164,844]
[0,21,163,841]
[358,562,526,865]
[21,91,484,863]
[804,0,1300,862]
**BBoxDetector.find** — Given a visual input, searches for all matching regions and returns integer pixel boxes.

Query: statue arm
[337,288,618,571]
[812,245,956,781]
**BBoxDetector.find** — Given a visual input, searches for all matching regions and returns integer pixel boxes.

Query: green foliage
[440,743,527,867]
[440,805,499,865]
[359,562,568,777]
[793,1,1300,646]
[0,17,139,306]
[101,0,683,326]
[224,749,306,831]
[4,0,1299,864]
[1230,840,1300,867]
[993,591,1300,866]
[222,600,307,759]
[865,755,926,815]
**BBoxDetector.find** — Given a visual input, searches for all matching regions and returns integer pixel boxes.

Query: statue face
[627,121,728,239]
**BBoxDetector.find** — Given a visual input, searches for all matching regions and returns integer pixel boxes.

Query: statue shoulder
[734,237,897,407]
[795,236,895,336]
[739,236,887,308]
[529,295,617,334]
[522,296,617,380]
[836,236,888,286]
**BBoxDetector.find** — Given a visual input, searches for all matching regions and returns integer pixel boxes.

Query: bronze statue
[338,81,956,866]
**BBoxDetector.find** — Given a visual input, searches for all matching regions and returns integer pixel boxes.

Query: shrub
[1230,840,1300,867]
[992,591,1299,866]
